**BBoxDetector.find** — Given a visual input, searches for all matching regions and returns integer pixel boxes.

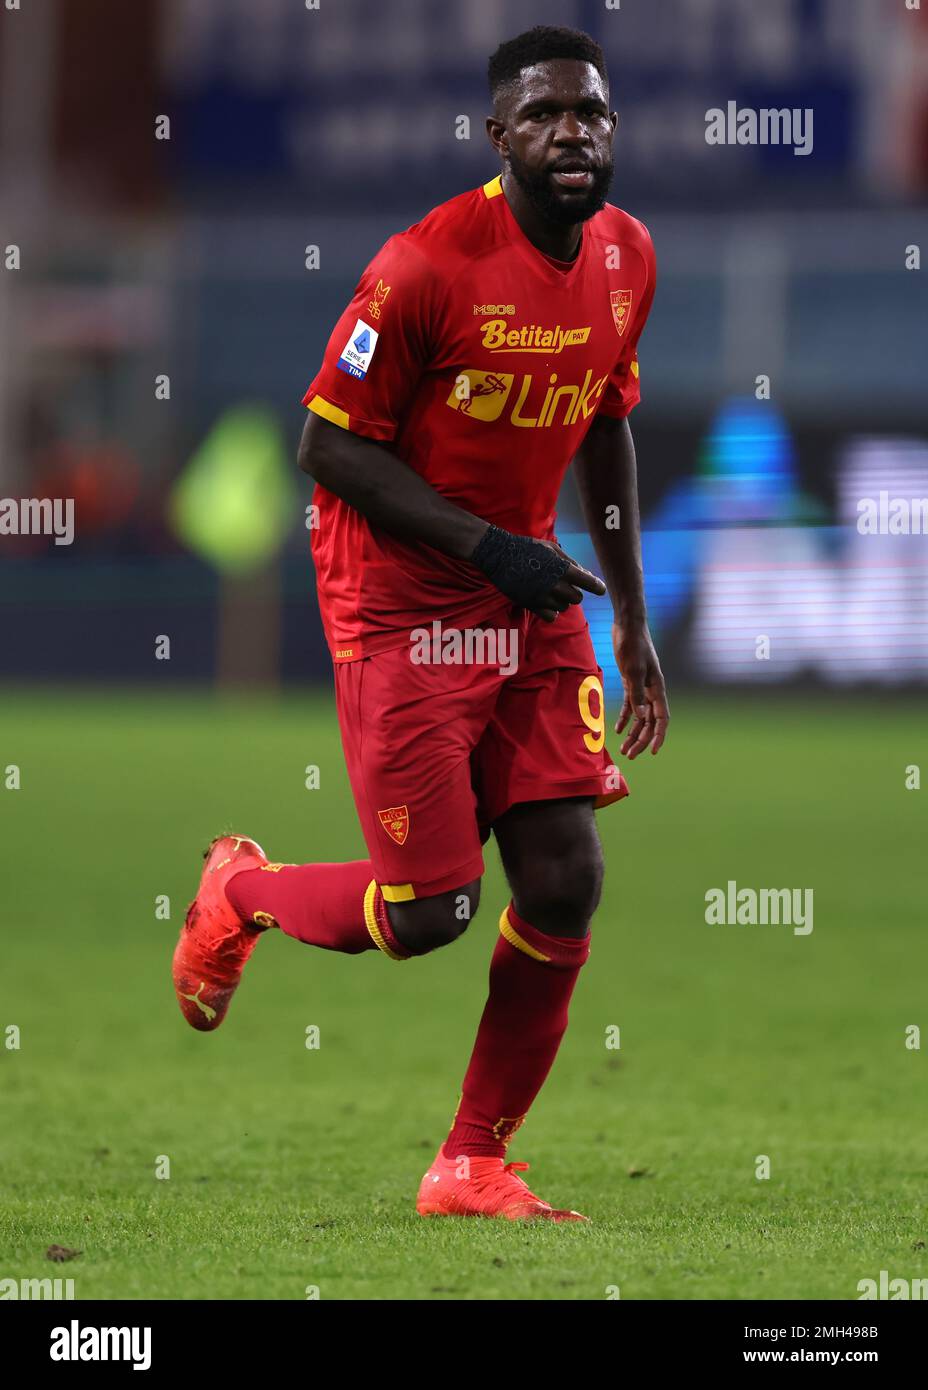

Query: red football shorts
[333,601,629,902]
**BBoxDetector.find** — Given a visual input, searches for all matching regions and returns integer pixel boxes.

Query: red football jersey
[303,174,656,661]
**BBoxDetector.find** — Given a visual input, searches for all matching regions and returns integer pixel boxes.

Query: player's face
[492,60,616,226]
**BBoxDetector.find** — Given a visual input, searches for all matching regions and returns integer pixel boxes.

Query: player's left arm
[573,413,669,758]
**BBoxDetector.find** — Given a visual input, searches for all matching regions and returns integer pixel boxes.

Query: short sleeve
[302,236,439,442]
[596,229,657,422]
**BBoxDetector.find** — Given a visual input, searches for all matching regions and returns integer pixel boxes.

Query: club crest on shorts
[610,288,633,336]
[378,805,409,845]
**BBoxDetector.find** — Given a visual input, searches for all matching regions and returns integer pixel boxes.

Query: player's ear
[486,116,508,157]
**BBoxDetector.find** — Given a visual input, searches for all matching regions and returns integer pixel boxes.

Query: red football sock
[225,861,411,959]
[443,903,591,1160]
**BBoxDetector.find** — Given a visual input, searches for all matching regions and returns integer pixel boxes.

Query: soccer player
[173,25,669,1221]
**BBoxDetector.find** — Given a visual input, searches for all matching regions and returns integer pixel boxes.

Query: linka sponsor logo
[447,368,608,428]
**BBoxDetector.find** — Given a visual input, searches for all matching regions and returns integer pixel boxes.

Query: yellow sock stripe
[498,906,550,963]
[363,879,408,961]
[381,882,415,903]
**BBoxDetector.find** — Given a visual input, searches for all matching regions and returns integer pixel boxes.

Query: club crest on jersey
[368,280,391,320]
[337,318,379,379]
[378,805,409,845]
[610,289,633,337]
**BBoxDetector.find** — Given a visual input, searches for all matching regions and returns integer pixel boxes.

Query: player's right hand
[469,524,606,619]
[532,540,606,623]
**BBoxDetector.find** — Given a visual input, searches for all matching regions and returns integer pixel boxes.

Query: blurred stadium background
[2,0,926,694]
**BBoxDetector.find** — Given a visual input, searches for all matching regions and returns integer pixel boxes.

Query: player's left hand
[613,622,670,758]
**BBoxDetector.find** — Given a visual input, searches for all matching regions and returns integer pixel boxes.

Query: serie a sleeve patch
[337,319,380,380]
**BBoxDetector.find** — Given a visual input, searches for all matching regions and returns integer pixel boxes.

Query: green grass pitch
[0,687,925,1301]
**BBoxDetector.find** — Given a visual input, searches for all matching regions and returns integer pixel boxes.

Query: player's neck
[500,171,582,262]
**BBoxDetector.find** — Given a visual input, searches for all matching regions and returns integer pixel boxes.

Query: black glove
[469,524,569,609]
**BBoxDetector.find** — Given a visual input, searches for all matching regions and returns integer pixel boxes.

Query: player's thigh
[333,646,500,906]
[493,796,604,937]
[474,603,627,837]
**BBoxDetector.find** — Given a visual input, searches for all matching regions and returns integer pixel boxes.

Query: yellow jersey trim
[482,174,503,199]
[308,395,350,430]
[498,906,550,962]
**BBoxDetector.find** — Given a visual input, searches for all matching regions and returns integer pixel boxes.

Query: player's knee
[512,840,603,937]
[387,878,481,954]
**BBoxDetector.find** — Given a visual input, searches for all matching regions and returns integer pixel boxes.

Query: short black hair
[488,25,607,105]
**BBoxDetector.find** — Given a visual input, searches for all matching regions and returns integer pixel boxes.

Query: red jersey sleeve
[596,225,656,422]
[302,235,440,443]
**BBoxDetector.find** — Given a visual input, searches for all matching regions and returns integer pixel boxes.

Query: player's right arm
[298,239,602,619]
[299,413,601,620]
[299,410,484,559]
